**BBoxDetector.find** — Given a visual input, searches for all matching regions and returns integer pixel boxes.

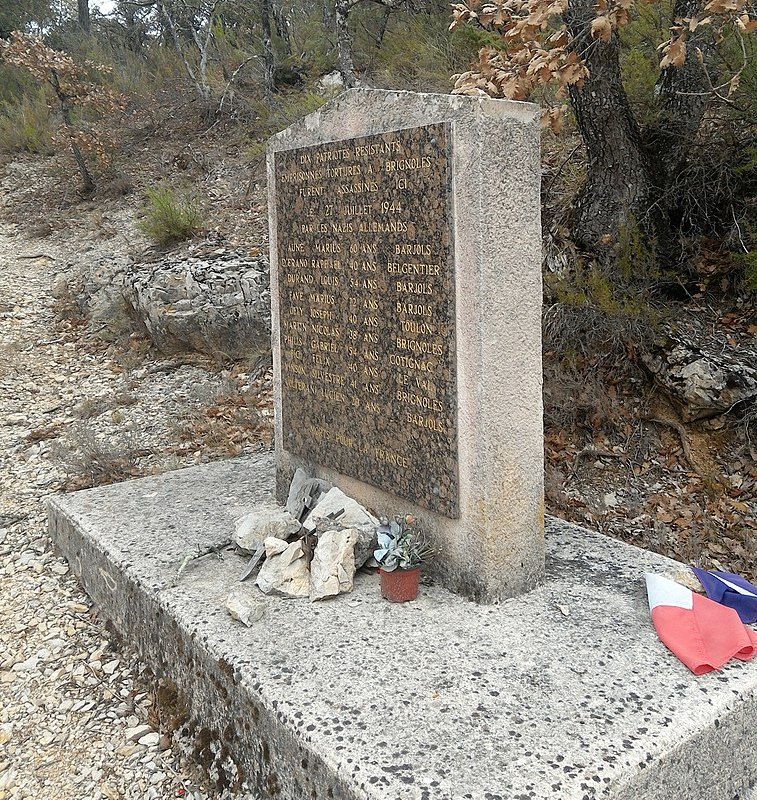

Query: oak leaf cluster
[0,32,125,190]
[450,0,756,128]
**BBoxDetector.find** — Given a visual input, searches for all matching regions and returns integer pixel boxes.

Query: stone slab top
[266,89,541,153]
[49,456,757,800]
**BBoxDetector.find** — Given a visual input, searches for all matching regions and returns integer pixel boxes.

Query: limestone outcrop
[122,240,270,360]
[54,235,271,362]
[641,315,757,421]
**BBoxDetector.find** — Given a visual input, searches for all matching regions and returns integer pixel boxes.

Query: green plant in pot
[373,515,432,603]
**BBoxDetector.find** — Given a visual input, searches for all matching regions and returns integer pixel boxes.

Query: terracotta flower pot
[380,567,420,603]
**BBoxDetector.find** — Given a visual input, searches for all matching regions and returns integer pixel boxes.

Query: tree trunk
[648,0,712,184]
[261,0,276,97]
[335,0,360,87]
[159,0,209,103]
[70,139,96,195]
[323,0,335,31]
[122,5,145,53]
[564,0,655,256]
[644,0,714,262]
[272,0,292,57]
[375,4,391,49]
[50,69,95,195]
[78,0,90,33]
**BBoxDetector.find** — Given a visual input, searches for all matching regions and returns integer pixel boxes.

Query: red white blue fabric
[645,574,757,675]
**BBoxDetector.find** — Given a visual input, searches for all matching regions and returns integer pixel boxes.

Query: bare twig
[172,537,232,586]
[674,34,747,106]
[545,143,582,196]
[215,55,258,119]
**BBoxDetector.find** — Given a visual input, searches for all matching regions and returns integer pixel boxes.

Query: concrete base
[48,456,757,800]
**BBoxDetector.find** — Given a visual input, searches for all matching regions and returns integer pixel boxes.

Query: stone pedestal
[268,89,543,601]
[47,458,757,800]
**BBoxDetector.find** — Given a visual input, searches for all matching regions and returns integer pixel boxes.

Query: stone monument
[267,88,543,601]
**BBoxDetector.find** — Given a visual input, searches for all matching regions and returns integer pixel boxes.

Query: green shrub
[618,0,673,126]
[733,249,757,292]
[138,186,204,245]
[355,10,483,92]
[244,90,327,162]
[0,64,37,105]
[746,256,757,292]
[0,89,54,154]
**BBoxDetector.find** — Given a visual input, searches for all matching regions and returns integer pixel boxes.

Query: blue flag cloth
[691,568,757,625]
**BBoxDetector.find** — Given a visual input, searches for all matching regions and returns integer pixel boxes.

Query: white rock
[318,70,345,91]
[302,488,378,567]
[125,724,153,742]
[0,767,16,790]
[224,590,265,626]
[302,487,378,534]
[310,529,358,601]
[255,537,310,598]
[233,504,301,554]
[12,655,39,672]
[286,468,330,520]
[138,731,161,747]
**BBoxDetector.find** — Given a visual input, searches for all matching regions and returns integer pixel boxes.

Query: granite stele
[267,88,544,602]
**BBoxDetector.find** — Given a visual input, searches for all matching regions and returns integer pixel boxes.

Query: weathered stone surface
[122,242,271,361]
[269,89,544,601]
[125,724,154,743]
[309,528,358,601]
[302,487,378,535]
[224,589,265,626]
[351,524,376,570]
[48,456,757,800]
[255,537,310,598]
[299,486,376,567]
[233,504,301,553]
[55,235,271,360]
[317,71,344,91]
[642,316,757,420]
[285,467,331,521]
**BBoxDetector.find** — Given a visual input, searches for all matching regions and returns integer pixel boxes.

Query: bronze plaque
[274,123,458,517]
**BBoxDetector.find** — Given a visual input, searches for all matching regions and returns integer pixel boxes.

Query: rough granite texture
[48,456,757,800]
[274,122,459,516]
[267,89,545,602]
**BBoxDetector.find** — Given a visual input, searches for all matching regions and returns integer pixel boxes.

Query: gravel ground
[0,193,269,797]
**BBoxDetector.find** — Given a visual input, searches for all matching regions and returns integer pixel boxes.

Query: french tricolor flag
[645,574,757,675]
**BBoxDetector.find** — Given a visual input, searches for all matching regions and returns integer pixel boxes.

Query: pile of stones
[641,312,757,421]
[225,470,379,620]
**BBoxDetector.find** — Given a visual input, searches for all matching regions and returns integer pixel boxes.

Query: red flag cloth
[646,574,757,675]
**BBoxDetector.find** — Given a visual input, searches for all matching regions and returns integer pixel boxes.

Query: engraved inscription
[275,123,457,517]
